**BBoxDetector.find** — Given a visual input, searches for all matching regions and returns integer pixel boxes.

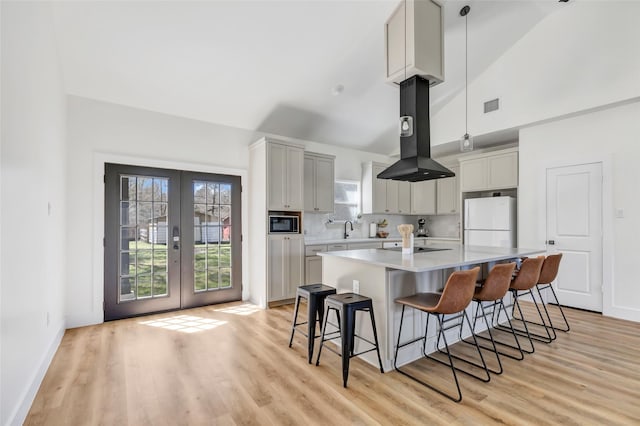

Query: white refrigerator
[464,196,516,248]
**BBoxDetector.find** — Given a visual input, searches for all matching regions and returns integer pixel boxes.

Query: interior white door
[546,162,603,311]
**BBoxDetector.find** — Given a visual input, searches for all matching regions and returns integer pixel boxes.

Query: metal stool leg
[289,293,301,348]
[315,306,331,366]
[367,307,384,373]
[341,307,354,387]
[307,294,319,363]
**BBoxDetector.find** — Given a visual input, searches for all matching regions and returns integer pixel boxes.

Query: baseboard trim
[65,311,103,329]
[605,306,640,323]
[6,324,65,426]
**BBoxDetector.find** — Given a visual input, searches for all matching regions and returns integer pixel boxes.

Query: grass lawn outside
[121,240,232,299]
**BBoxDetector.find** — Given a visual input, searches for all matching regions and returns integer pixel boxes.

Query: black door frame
[180,170,242,308]
[104,163,242,321]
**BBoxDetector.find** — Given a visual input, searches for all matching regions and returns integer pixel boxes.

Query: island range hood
[377,75,455,182]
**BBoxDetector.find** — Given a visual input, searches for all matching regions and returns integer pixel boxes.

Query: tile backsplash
[303,213,460,240]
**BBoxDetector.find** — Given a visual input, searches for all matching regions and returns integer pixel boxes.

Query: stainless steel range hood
[377,75,455,182]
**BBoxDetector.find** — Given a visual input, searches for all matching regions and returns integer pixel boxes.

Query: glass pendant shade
[460,133,474,152]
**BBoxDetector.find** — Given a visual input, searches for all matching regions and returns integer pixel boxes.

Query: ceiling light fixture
[399,0,412,136]
[459,5,473,152]
[331,84,344,96]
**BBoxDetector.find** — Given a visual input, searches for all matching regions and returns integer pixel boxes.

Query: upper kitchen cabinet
[459,148,518,192]
[384,0,444,85]
[436,165,460,215]
[362,162,410,214]
[267,141,304,211]
[397,180,411,214]
[411,180,436,215]
[304,152,335,213]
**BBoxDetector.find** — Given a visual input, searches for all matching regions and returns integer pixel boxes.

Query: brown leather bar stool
[394,267,482,403]
[494,256,546,353]
[289,284,336,363]
[529,254,569,333]
[462,262,525,368]
[315,293,384,388]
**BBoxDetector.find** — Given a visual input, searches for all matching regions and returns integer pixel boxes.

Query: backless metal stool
[315,293,384,387]
[289,284,336,363]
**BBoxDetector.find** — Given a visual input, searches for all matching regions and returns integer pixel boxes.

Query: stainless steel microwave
[269,215,300,234]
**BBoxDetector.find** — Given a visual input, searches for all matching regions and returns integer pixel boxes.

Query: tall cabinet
[248,137,305,306]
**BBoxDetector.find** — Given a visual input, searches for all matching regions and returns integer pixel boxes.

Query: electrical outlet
[46,312,50,326]
[352,279,360,294]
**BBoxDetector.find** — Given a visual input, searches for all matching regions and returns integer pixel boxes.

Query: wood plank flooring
[26,302,640,425]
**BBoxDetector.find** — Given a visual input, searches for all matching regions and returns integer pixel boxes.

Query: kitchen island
[318,243,543,372]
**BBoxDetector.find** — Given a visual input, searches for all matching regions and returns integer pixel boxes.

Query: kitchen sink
[383,247,452,253]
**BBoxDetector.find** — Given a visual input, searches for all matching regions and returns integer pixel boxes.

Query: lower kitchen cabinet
[268,235,304,301]
[305,256,323,285]
[303,241,383,284]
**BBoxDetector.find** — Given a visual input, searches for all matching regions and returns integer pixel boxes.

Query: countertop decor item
[397,224,414,254]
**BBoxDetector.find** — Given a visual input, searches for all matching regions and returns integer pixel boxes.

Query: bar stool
[524,254,569,333]
[494,256,546,353]
[462,262,523,369]
[315,293,383,388]
[394,267,482,403]
[289,284,336,363]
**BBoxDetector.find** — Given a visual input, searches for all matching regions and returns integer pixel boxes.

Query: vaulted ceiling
[51,0,563,155]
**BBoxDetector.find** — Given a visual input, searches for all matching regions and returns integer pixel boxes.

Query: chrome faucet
[344,220,353,239]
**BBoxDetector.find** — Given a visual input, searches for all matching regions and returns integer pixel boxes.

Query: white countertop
[318,244,544,273]
[304,236,460,246]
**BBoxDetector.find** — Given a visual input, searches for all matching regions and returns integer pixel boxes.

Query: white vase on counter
[402,234,414,254]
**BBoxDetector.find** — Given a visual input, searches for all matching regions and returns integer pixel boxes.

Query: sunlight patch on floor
[139,315,227,333]
[213,303,261,316]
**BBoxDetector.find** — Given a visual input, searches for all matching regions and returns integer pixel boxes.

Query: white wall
[1,2,67,425]
[66,96,391,326]
[431,1,640,146]
[519,100,640,322]
[66,96,256,327]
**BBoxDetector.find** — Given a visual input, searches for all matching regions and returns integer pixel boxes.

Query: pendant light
[399,0,413,138]
[460,5,473,152]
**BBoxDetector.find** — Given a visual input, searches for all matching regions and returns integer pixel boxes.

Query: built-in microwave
[269,215,300,234]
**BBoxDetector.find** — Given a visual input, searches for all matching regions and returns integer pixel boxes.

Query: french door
[104,164,242,321]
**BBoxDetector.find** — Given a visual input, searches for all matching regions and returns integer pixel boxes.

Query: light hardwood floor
[26,301,640,425]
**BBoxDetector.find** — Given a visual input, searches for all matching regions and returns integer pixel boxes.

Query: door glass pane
[137,177,153,201]
[193,179,233,292]
[118,175,170,303]
[220,268,231,288]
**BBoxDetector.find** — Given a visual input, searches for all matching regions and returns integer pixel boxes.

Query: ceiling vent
[484,98,500,113]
